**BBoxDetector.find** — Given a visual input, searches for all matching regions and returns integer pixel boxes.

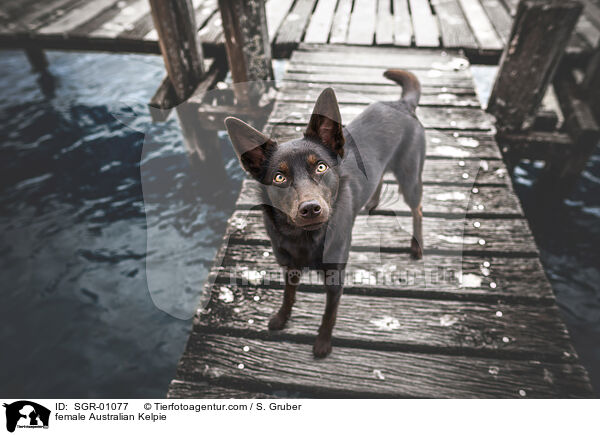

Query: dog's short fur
[225,70,425,358]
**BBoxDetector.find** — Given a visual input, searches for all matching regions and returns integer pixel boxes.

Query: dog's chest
[272,230,324,268]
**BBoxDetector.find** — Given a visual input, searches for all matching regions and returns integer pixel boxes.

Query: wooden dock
[1,0,599,60]
[167,44,594,398]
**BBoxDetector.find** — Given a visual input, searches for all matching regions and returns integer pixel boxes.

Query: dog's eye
[316,162,328,173]
[273,173,286,184]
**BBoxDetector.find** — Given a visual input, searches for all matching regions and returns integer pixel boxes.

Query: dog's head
[225,88,344,230]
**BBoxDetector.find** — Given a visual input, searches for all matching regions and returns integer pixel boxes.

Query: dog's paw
[312,335,332,359]
[410,237,423,260]
[268,311,288,331]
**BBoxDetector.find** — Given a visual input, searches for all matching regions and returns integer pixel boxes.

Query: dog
[224,69,425,358]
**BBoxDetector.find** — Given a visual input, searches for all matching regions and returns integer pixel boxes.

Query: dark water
[0,50,245,397]
[0,54,598,398]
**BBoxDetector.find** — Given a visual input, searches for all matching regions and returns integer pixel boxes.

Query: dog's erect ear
[305,88,345,157]
[225,117,276,181]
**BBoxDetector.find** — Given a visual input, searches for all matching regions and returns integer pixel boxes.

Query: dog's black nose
[299,200,322,218]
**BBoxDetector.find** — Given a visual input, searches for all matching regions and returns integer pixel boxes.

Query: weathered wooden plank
[290,47,469,69]
[285,62,473,81]
[457,0,504,49]
[218,0,273,106]
[274,0,317,52]
[213,245,555,302]
[275,84,481,108]
[6,0,82,32]
[71,0,142,36]
[487,0,583,131]
[479,0,513,43]
[215,248,553,305]
[38,0,119,34]
[303,0,337,43]
[297,42,465,56]
[176,334,594,398]
[198,284,572,360]
[280,71,473,87]
[329,0,353,43]
[431,0,478,49]
[347,0,377,45]
[392,0,413,46]
[282,71,472,88]
[167,379,278,398]
[116,4,155,39]
[375,0,394,44]
[238,179,522,216]
[409,0,440,47]
[279,80,477,97]
[265,0,294,43]
[268,101,496,131]
[225,211,536,254]
[196,9,223,45]
[149,0,204,101]
[267,125,502,159]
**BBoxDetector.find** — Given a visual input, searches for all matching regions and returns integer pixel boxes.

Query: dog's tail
[383,69,421,111]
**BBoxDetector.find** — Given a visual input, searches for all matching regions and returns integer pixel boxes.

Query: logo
[3,401,50,433]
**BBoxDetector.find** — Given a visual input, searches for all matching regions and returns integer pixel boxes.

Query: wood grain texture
[224,210,537,254]
[268,100,496,131]
[167,379,279,398]
[432,0,478,49]
[266,125,502,159]
[392,0,413,46]
[457,0,503,49]
[213,245,556,302]
[409,0,441,47]
[238,179,522,216]
[329,0,353,43]
[275,83,481,107]
[265,0,294,43]
[487,0,583,131]
[197,283,573,360]
[274,0,317,50]
[376,0,394,45]
[303,0,337,43]
[176,333,594,398]
[38,0,118,34]
[347,0,377,45]
[479,0,513,43]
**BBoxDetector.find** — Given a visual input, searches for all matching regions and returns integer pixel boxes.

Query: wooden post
[487,0,582,132]
[148,0,204,102]
[582,46,600,123]
[218,0,274,106]
[148,0,222,168]
[534,67,599,197]
[24,47,48,73]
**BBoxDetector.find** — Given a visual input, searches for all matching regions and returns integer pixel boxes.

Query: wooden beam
[24,47,48,72]
[148,0,204,102]
[148,0,222,168]
[582,45,600,122]
[536,68,600,196]
[218,0,273,106]
[487,0,583,132]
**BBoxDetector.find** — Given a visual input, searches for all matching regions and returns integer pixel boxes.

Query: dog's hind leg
[392,163,424,259]
[402,181,424,259]
[268,268,301,330]
[365,177,384,212]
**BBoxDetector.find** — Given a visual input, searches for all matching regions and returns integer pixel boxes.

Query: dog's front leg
[268,267,301,330]
[313,270,343,358]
